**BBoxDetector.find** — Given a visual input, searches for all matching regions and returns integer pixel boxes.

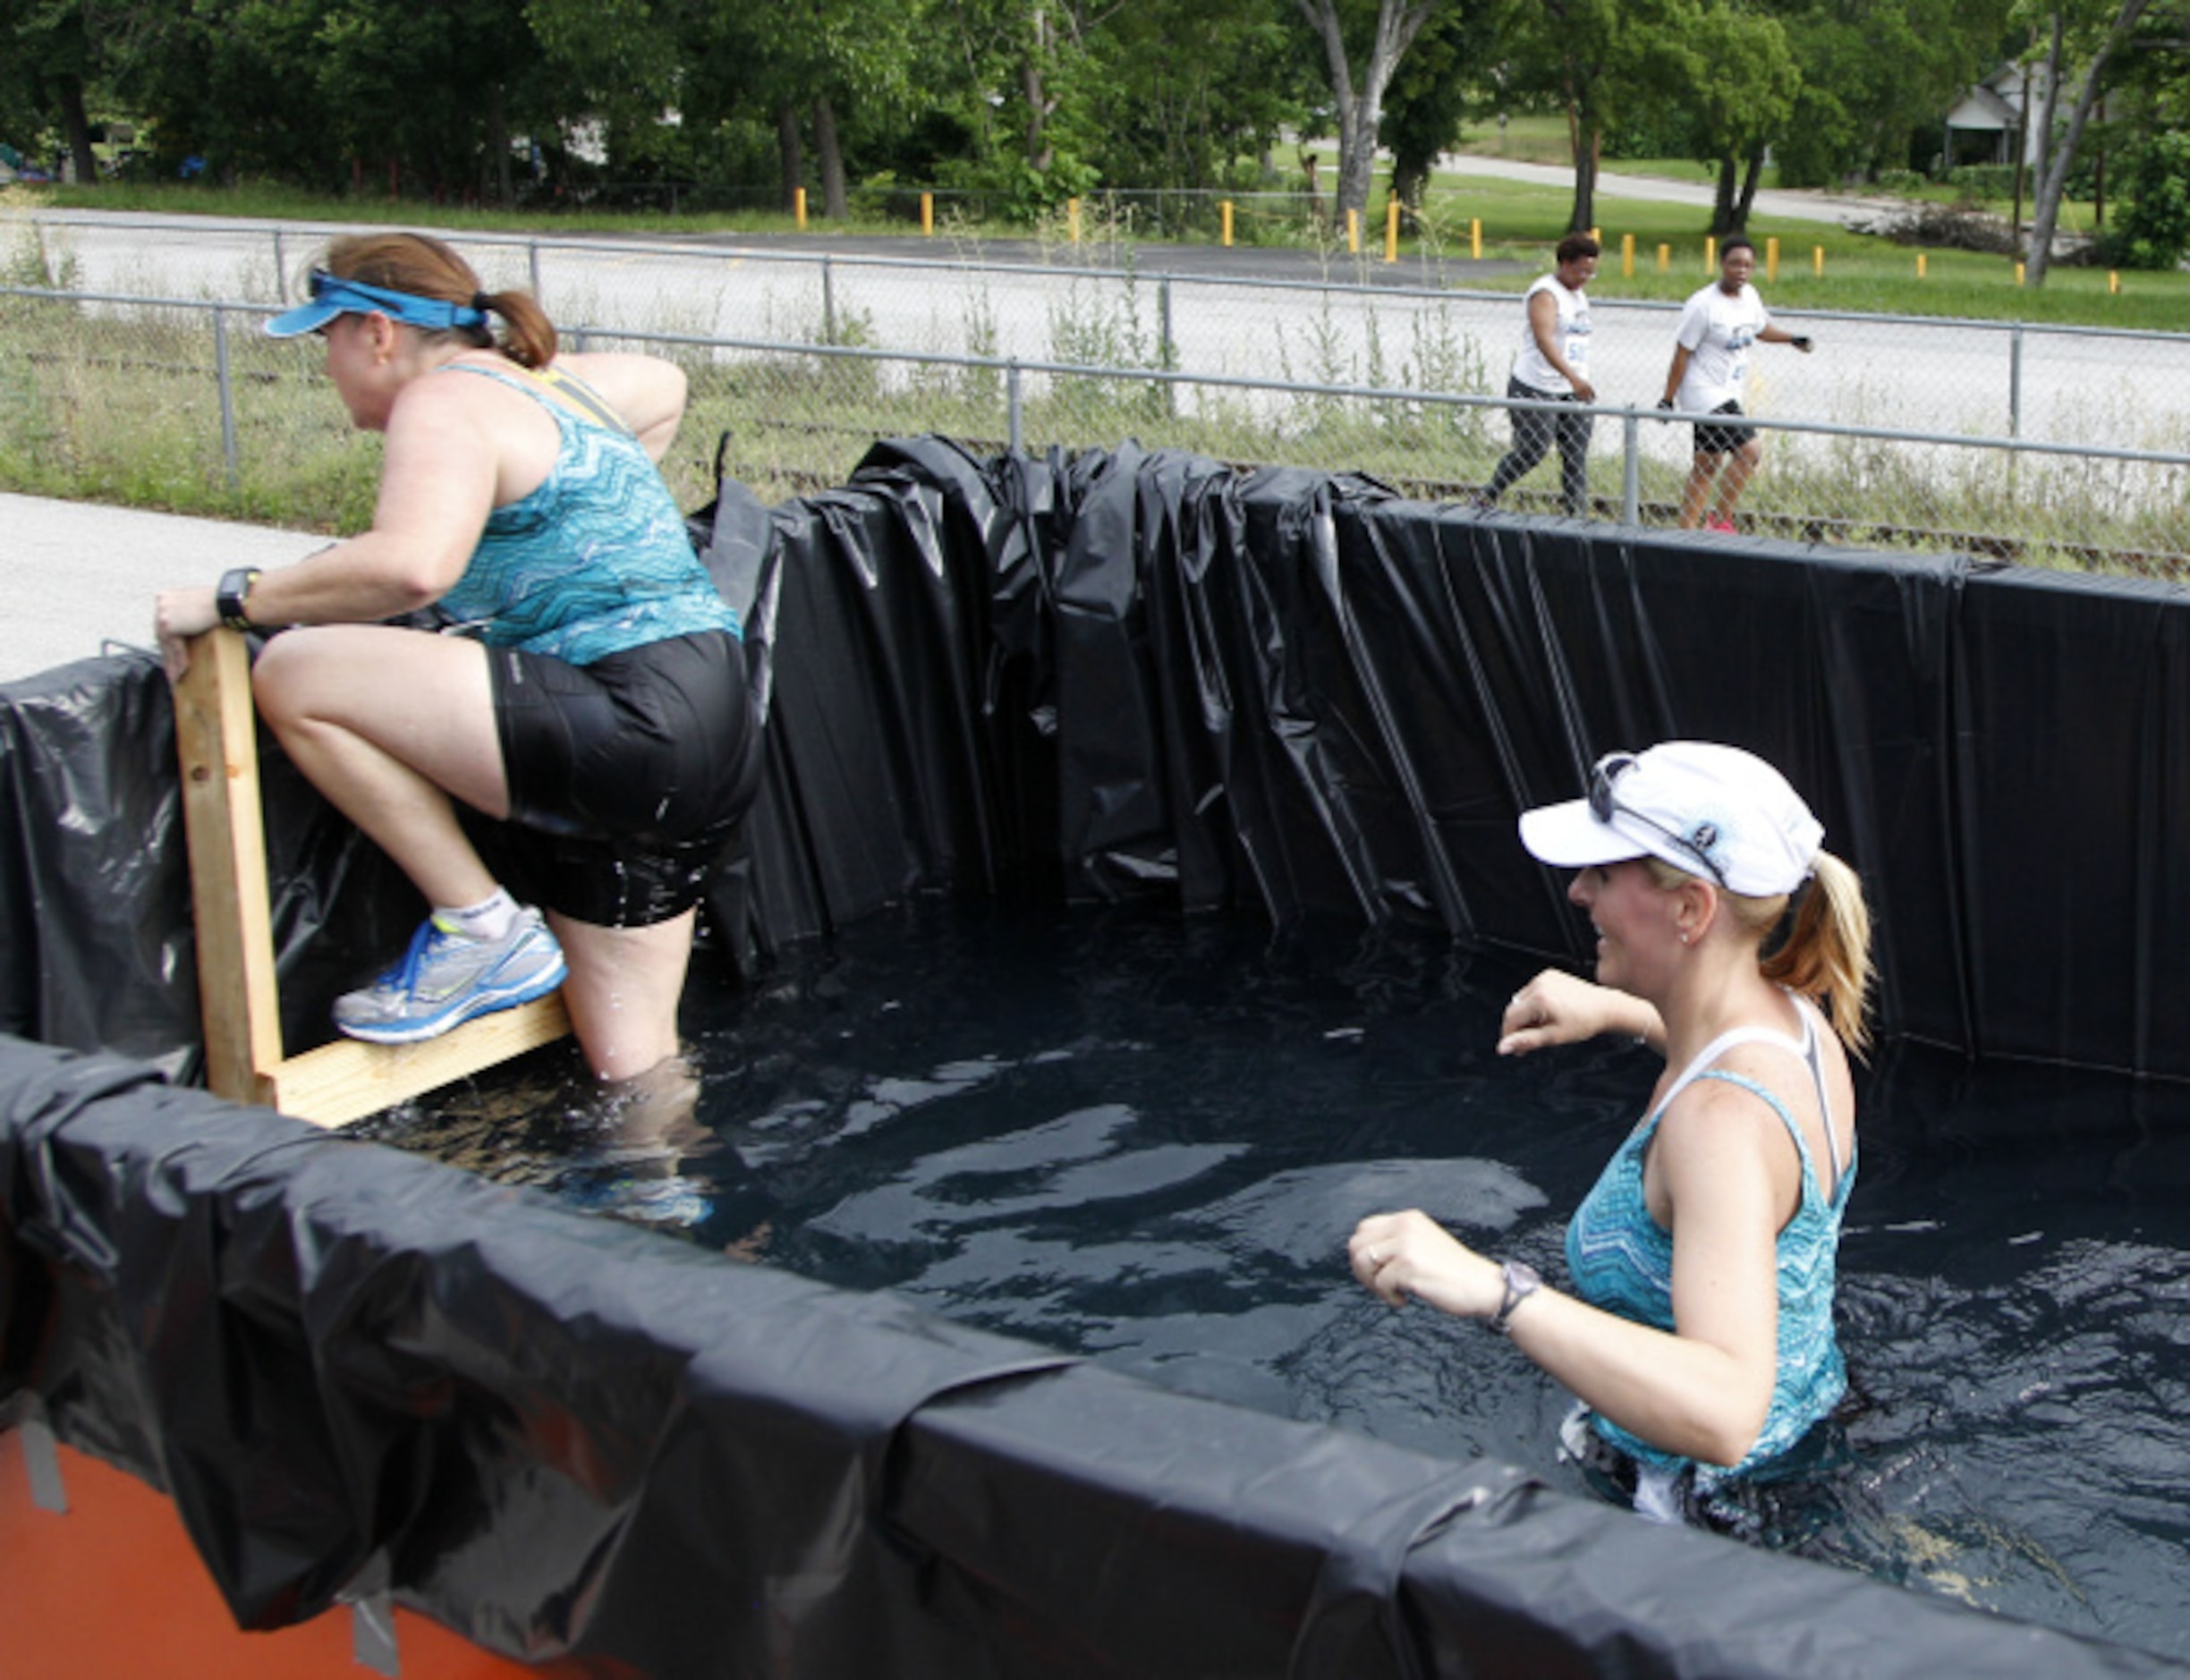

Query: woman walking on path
[1475,233,1600,518]
[1660,238,1813,532]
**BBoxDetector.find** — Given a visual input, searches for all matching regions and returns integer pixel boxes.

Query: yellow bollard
[1221,199,1234,246]
[1812,245,1824,277]
[1346,208,1360,253]
[1916,252,1927,279]
[1621,232,1635,277]
[794,187,807,230]
[2015,259,2025,285]
[1385,198,1399,263]
[1657,242,1670,274]
[1471,217,1482,260]
[921,191,934,236]
[1705,235,1717,272]
[1068,197,1081,243]
[1766,236,1779,282]
[2110,269,2121,294]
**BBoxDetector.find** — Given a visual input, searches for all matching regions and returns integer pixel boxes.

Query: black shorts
[473,630,762,928]
[1694,400,1757,457]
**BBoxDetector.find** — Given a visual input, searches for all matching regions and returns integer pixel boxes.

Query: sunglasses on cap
[1587,751,1729,889]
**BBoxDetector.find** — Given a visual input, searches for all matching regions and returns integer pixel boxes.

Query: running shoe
[1706,515,1737,533]
[333,908,567,1045]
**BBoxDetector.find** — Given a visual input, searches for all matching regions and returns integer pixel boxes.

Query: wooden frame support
[172,628,569,1129]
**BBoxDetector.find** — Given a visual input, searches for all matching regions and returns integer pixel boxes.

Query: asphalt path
[0,493,320,684]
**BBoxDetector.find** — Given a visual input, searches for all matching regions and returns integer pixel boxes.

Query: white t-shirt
[1674,281,1770,411]
[1512,273,1592,395]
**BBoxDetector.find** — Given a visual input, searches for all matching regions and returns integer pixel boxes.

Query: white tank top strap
[1653,992,1845,1183]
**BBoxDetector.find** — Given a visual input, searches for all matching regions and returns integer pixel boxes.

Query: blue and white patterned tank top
[1564,992,1855,1488]
[435,361,737,665]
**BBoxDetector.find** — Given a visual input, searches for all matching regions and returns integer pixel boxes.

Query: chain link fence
[6,213,2188,573]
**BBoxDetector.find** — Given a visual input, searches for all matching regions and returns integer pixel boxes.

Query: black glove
[1656,397,1674,411]
[1790,335,1813,352]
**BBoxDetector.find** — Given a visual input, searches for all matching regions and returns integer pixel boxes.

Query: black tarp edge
[2,1034,2177,1678]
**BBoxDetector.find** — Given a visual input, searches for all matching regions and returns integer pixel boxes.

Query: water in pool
[362,898,2190,1664]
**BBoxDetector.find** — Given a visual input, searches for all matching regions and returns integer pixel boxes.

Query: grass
[9,135,2176,334]
[4,189,2186,576]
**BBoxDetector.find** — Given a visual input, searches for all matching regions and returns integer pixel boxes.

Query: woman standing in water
[157,233,760,1088]
[1351,742,1872,1518]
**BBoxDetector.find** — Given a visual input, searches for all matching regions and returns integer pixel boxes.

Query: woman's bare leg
[252,624,507,907]
[552,909,696,1082]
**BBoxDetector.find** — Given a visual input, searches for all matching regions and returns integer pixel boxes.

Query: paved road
[0,493,320,683]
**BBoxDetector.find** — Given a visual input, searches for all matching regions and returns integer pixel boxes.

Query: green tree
[1292,0,1446,225]
[0,0,103,183]
[2021,0,2155,284]
[1770,0,2012,188]
[1684,4,1801,233]
[1379,0,1507,219]
[1506,0,1703,231]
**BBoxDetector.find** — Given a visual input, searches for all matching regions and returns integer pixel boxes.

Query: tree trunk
[1293,0,1437,225]
[2027,0,2150,286]
[1711,156,1739,233]
[488,84,514,209]
[776,103,803,215]
[814,98,847,219]
[1736,146,1765,229]
[1023,1,1054,173]
[1567,120,1599,232]
[1391,156,1429,225]
[56,74,97,187]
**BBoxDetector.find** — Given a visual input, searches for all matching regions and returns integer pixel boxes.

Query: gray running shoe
[333,907,566,1045]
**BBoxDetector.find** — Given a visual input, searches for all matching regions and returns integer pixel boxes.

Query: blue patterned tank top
[1564,993,1854,1488]
[435,361,738,665]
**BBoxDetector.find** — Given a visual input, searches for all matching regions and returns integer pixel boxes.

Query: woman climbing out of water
[156,232,761,1089]
[1350,742,1872,1520]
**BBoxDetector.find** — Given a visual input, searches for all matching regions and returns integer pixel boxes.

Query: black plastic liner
[6,444,2190,1674]
[11,441,2189,1077]
[4,1033,2176,1677]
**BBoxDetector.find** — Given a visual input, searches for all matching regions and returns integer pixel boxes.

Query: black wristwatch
[1488,1259,1542,1335]
[216,567,262,632]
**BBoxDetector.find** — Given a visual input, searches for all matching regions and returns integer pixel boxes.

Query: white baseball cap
[1517,742,1822,896]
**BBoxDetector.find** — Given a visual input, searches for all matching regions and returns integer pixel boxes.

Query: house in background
[1943,64,2043,168]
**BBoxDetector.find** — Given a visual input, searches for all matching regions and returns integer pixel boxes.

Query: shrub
[2095,131,2190,272]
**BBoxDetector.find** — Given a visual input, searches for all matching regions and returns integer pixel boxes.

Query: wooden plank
[174,625,573,1130]
[267,995,572,1130]
[172,628,284,1106]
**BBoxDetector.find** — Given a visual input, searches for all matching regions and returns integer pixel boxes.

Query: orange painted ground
[0,1428,535,1678]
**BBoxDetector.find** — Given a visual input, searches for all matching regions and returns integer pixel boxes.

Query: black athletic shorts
[1694,399,1758,457]
[472,629,762,929]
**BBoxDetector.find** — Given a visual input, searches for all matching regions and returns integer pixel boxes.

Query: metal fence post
[1007,359,1023,454]
[272,229,286,301]
[2008,326,2024,440]
[529,241,543,305]
[1622,411,1642,526]
[1158,277,1176,418]
[212,306,240,491]
[823,255,836,344]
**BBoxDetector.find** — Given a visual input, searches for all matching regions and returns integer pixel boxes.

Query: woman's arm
[1351,1079,1787,1468]
[1498,968,1665,1056]
[557,352,689,463]
[156,379,499,675]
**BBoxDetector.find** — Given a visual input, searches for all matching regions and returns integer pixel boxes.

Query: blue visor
[265,269,488,338]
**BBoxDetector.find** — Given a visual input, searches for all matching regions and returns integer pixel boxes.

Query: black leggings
[1486,377,1594,516]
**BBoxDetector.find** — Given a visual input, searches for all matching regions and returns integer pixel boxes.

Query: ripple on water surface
[364,899,2190,1663]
